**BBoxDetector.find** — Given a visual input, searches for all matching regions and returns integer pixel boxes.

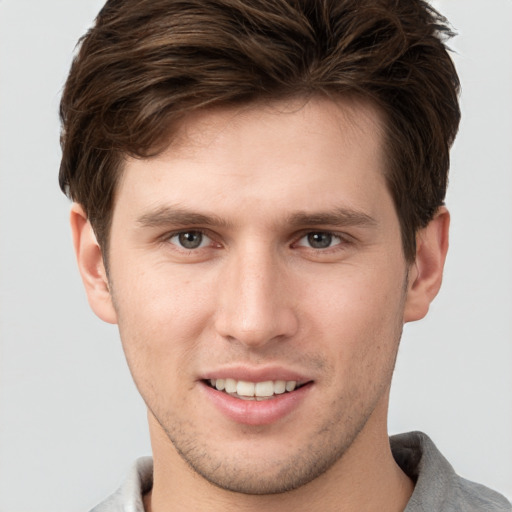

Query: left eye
[169,231,211,249]
[296,232,342,249]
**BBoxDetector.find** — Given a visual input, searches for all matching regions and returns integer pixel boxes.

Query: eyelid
[173,231,208,248]
[294,229,347,243]
[159,228,354,252]
[163,228,219,249]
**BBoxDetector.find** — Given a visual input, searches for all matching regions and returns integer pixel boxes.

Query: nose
[214,245,299,348]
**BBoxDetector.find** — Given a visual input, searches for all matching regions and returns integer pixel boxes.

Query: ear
[70,203,118,324]
[403,207,450,323]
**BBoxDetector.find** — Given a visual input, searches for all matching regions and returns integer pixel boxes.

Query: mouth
[204,378,309,401]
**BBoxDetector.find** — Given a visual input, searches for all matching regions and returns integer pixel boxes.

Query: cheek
[302,266,406,371]
[111,265,214,387]
[306,264,404,328]
[113,254,213,329]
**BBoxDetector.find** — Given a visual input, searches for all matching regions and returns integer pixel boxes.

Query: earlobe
[70,203,118,324]
[403,207,450,323]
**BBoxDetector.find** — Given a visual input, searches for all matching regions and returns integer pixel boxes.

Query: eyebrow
[136,205,377,229]
[286,208,377,228]
[137,206,233,229]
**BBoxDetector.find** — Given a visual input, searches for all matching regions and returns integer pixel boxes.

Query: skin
[72,97,449,512]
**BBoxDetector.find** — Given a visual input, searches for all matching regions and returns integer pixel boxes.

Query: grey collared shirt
[90,431,511,511]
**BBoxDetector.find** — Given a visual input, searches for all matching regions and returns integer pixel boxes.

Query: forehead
[160,96,387,180]
[169,96,385,155]
[113,96,390,223]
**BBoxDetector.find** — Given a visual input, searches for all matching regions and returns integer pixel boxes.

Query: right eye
[168,230,212,250]
[295,231,345,250]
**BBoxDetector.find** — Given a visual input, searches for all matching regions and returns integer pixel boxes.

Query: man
[58,0,511,510]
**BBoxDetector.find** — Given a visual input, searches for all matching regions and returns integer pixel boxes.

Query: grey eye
[306,232,334,249]
[171,231,207,249]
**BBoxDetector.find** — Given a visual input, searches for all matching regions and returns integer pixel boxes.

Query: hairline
[94,92,418,271]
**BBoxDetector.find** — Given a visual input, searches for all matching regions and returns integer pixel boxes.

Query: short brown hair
[59,0,460,261]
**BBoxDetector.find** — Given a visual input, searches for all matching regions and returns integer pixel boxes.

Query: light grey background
[0,1,511,511]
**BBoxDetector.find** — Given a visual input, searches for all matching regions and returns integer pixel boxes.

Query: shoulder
[455,477,512,512]
[391,431,511,512]
[89,457,153,512]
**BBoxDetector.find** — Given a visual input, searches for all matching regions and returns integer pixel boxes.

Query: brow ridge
[286,208,377,228]
[136,205,377,230]
[137,206,232,229]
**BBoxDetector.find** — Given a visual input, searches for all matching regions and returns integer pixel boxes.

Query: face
[104,97,413,493]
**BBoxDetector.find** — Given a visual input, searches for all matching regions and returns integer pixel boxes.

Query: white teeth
[285,381,297,392]
[236,381,255,397]
[255,381,274,397]
[274,380,286,394]
[225,378,237,393]
[208,378,301,398]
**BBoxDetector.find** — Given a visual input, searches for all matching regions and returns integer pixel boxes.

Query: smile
[206,378,305,400]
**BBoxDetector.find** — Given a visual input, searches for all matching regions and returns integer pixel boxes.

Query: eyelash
[294,231,347,251]
[166,230,216,251]
[163,229,352,254]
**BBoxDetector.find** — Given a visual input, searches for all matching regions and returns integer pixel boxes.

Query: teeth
[274,380,286,394]
[208,378,300,397]
[255,381,274,397]
[237,381,255,396]
[285,381,297,392]
[225,378,237,393]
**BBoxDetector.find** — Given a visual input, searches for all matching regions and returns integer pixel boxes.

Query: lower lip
[200,382,312,426]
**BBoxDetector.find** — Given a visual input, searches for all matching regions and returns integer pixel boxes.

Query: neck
[144,403,414,512]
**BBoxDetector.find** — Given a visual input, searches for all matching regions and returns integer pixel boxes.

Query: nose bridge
[215,241,297,346]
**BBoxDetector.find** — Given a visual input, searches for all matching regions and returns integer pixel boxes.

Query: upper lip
[200,365,312,384]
